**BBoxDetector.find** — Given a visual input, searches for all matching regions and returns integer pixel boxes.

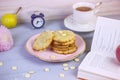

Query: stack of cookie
[51,30,77,54]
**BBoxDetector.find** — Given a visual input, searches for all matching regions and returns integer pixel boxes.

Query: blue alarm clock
[31,13,45,29]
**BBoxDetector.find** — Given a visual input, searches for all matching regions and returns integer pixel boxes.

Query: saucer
[64,15,96,32]
[25,33,86,62]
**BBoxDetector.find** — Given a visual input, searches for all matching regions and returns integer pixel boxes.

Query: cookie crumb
[59,73,65,78]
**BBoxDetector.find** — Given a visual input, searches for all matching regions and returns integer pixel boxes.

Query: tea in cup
[73,2,100,24]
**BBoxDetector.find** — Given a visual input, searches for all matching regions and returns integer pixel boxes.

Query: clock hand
[36,21,39,24]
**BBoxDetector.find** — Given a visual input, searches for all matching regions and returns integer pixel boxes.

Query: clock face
[33,17,44,28]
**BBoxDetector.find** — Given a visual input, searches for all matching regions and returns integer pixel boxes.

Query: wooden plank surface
[0,0,120,23]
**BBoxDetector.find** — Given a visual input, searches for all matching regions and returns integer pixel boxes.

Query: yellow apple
[1,13,17,29]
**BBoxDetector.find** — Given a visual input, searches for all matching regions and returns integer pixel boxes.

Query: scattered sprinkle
[0,62,3,66]
[70,66,76,70]
[59,73,65,78]
[74,58,80,62]
[24,73,31,78]
[62,63,68,67]
[63,67,69,71]
[50,55,56,59]
[44,68,50,72]
[12,66,17,70]
[29,71,35,74]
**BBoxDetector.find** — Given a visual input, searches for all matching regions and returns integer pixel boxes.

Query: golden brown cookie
[52,45,76,51]
[52,39,75,46]
[52,46,77,54]
[33,31,53,51]
[51,43,76,49]
[53,30,75,43]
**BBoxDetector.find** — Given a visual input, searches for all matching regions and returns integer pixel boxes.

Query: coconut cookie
[52,39,75,46]
[51,43,76,50]
[51,30,77,54]
[33,31,53,51]
[53,30,75,43]
[51,45,77,52]
[52,46,77,54]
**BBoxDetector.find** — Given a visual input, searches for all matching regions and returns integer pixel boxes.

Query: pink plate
[25,33,86,62]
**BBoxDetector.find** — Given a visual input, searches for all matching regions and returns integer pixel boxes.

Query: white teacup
[73,2,99,24]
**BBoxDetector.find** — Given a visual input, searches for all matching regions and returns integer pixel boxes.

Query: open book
[77,17,120,80]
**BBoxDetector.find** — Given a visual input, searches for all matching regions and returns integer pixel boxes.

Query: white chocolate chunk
[29,71,35,74]
[0,62,3,66]
[62,34,66,36]
[12,66,17,70]
[58,31,63,33]
[63,67,69,71]
[74,58,80,62]
[59,73,65,78]
[62,63,68,67]
[70,66,76,70]
[44,68,50,72]
[24,73,31,78]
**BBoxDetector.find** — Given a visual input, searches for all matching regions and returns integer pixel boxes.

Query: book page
[78,17,120,80]
[78,67,112,80]
[91,17,120,55]
[79,51,120,79]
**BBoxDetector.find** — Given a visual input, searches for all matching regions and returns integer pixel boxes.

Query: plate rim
[25,33,86,62]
